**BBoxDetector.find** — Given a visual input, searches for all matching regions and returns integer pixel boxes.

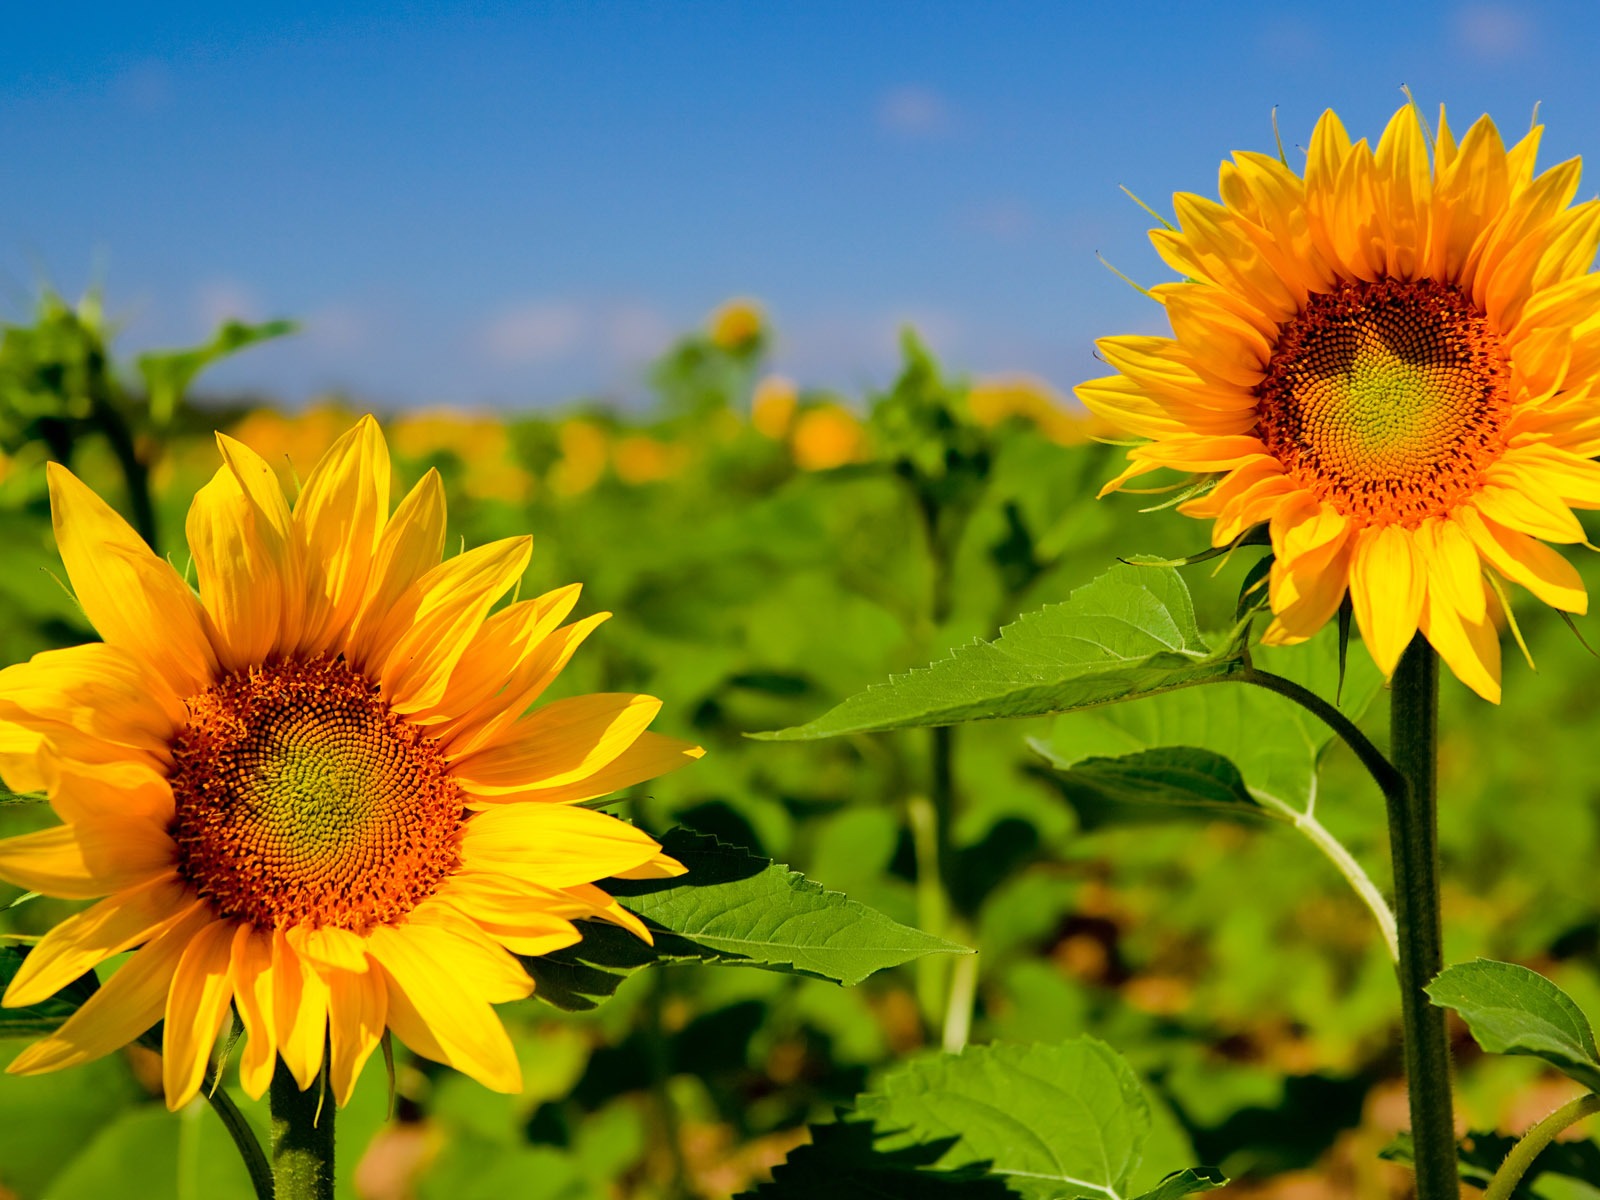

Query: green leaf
[856,1039,1149,1199]
[136,319,295,422]
[524,828,968,1011]
[747,1038,1225,1200]
[1427,959,1600,1090]
[1035,746,1267,826]
[739,1120,1019,1198]
[0,945,98,1039]
[1032,627,1382,818]
[1132,1168,1229,1200]
[755,565,1240,741]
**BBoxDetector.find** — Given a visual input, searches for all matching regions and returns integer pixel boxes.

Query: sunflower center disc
[1254,278,1512,525]
[168,655,463,932]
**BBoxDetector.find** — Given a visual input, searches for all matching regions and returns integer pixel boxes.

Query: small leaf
[1133,1168,1229,1200]
[136,319,295,422]
[1428,959,1600,1090]
[1037,746,1271,827]
[739,1120,1018,1198]
[526,828,968,1011]
[0,945,99,1038]
[755,565,1240,741]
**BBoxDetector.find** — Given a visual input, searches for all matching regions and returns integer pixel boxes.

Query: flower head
[1079,104,1600,701]
[0,416,701,1108]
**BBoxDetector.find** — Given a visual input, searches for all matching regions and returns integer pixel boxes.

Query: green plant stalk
[1387,637,1455,1200]
[270,1059,334,1200]
[1483,1092,1600,1200]
[645,969,696,1200]
[205,1077,273,1200]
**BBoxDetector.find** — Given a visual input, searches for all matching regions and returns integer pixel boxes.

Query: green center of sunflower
[1254,278,1511,525]
[168,655,464,932]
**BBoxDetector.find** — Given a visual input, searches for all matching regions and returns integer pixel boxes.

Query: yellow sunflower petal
[1349,525,1426,677]
[294,414,392,654]
[46,463,217,696]
[162,917,238,1110]
[367,923,522,1093]
[271,930,330,1090]
[1419,580,1503,704]
[0,821,173,899]
[1460,507,1588,612]
[451,694,662,794]
[471,732,705,807]
[327,965,387,1108]
[459,804,664,886]
[377,536,534,713]
[230,926,278,1100]
[346,468,447,667]
[6,904,211,1076]
[3,874,196,1008]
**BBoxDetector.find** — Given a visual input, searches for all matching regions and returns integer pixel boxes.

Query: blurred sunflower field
[3,283,1600,1200]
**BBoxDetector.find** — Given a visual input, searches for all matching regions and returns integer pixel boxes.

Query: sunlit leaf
[745,1038,1224,1200]
[136,319,295,423]
[525,828,968,1011]
[756,565,1240,741]
[1428,959,1600,1090]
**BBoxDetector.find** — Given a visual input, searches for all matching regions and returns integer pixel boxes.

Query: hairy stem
[1387,638,1455,1200]
[1483,1092,1600,1200]
[270,1059,334,1200]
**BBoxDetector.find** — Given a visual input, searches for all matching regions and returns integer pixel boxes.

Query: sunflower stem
[204,1073,273,1200]
[270,1060,334,1200]
[1483,1092,1600,1200]
[1387,637,1456,1200]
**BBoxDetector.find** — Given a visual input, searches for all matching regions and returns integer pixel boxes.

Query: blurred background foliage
[0,292,1597,1200]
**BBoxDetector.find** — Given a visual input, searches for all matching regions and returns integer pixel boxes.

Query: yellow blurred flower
[751,375,799,439]
[613,435,688,485]
[549,418,609,497]
[388,410,533,503]
[790,404,867,471]
[708,298,765,352]
[968,375,1098,445]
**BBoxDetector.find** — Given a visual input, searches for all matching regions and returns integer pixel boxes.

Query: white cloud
[479,302,587,365]
[877,86,954,139]
[605,303,675,362]
[1454,3,1534,59]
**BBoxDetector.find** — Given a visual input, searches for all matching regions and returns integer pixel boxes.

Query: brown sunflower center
[168,655,463,932]
[1254,278,1511,525]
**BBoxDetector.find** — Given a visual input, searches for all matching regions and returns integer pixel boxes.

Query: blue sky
[4,1,1598,410]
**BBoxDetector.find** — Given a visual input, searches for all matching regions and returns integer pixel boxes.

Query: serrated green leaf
[858,1038,1150,1200]
[755,565,1240,741]
[1040,746,1268,825]
[0,945,98,1039]
[1428,960,1600,1090]
[738,1120,1019,1198]
[1132,1168,1228,1200]
[525,827,967,1011]
[1032,627,1381,817]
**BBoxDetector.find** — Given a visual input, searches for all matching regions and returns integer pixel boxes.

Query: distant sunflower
[0,417,701,1109]
[1079,103,1600,701]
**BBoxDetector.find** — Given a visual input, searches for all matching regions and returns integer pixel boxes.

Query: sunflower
[1078,103,1600,702]
[0,416,702,1109]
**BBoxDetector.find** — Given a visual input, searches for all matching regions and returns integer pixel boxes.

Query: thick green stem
[206,1075,273,1200]
[1483,1092,1600,1200]
[270,1060,334,1200]
[1387,637,1455,1200]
